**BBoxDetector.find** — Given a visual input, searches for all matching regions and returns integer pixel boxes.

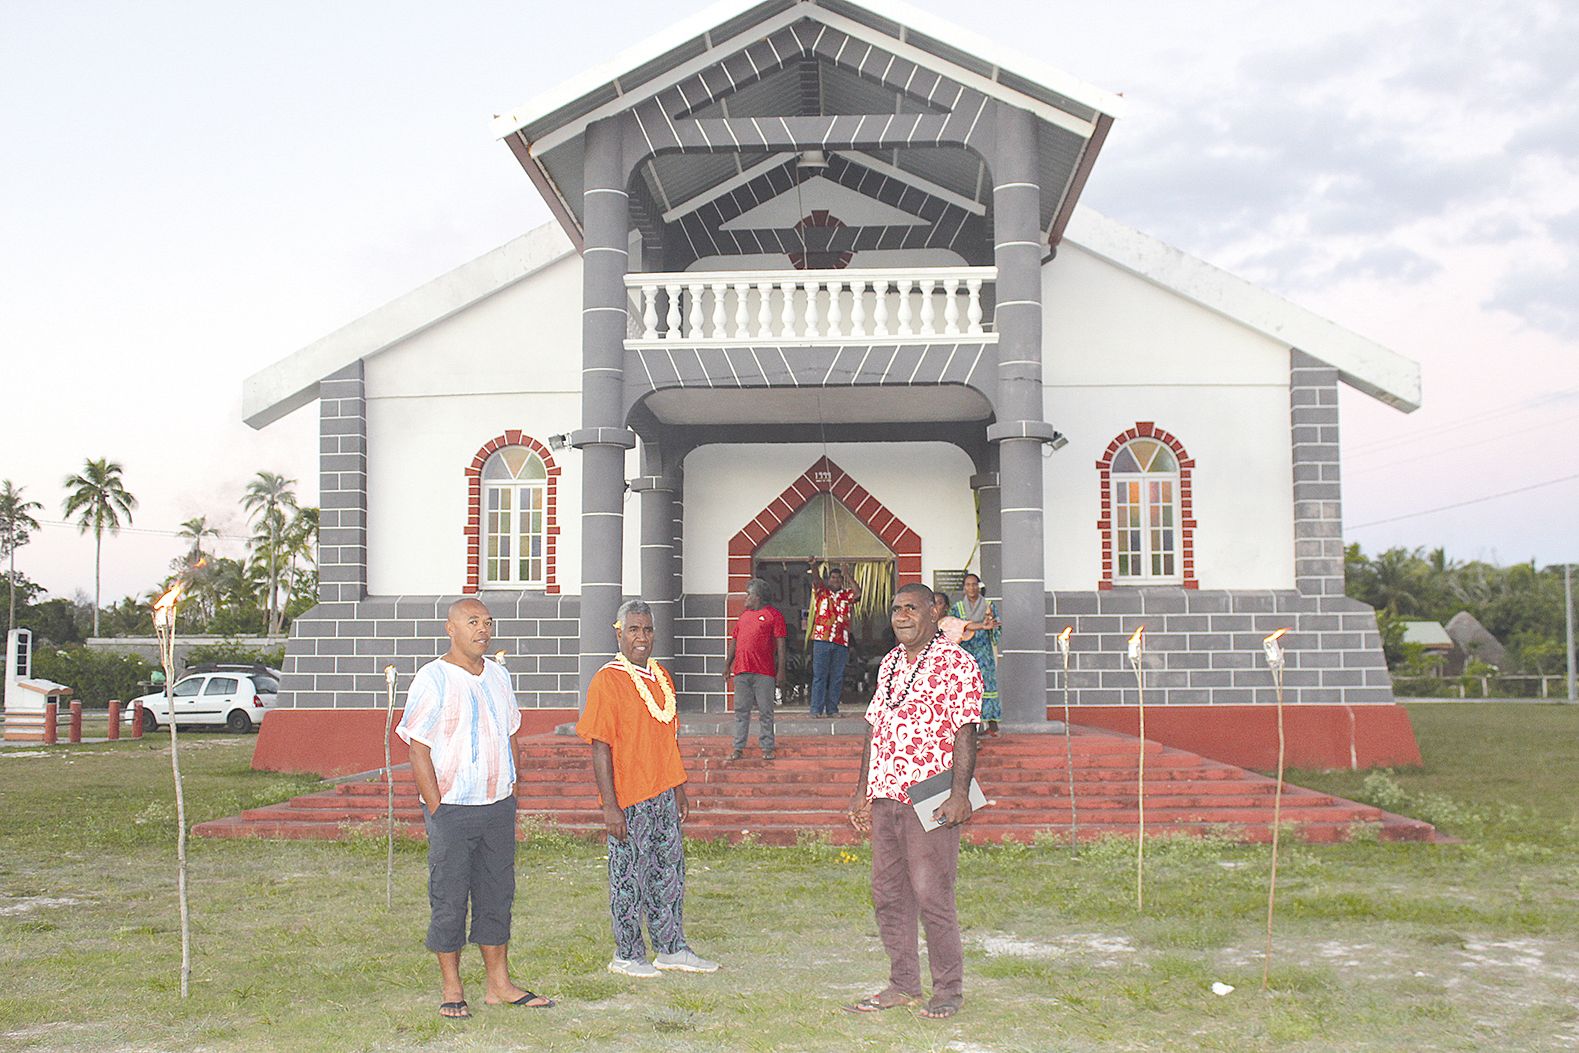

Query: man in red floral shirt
[845,582,982,1020]
[807,557,861,716]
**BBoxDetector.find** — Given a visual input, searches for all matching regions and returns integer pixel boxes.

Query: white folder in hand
[907,767,989,832]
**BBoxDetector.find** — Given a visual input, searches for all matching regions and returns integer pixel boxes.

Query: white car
[132,668,279,734]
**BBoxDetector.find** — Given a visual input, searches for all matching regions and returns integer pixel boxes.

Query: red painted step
[195,727,1441,845]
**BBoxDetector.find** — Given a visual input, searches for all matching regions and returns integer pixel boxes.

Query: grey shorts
[422,795,517,952]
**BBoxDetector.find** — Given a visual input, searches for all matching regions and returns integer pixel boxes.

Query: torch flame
[1264,628,1290,644]
[494,650,509,663]
[383,665,397,685]
[1058,626,1073,645]
[152,580,186,629]
[1127,625,1145,662]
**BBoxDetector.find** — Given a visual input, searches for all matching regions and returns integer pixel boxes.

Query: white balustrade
[627,266,997,345]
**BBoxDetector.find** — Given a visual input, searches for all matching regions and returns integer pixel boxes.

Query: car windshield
[253,676,280,694]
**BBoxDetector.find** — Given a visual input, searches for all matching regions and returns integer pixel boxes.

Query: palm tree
[177,516,219,565]
[0,481,44,637]
[242,472,297,635]
[279,506,319,620]
[61,458,138,637]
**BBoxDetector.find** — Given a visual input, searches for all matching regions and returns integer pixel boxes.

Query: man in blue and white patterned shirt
[397,597,554,1018]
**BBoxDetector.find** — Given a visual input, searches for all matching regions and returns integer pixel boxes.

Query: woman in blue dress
[952,573,1001,736]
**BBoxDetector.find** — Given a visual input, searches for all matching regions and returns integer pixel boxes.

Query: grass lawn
[1,703,1576,1052]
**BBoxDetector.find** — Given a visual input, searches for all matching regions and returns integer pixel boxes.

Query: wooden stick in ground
[1261,628,1291,991]
[1057,626,1078,852]
[152,583,191,999]
[383,664,397,910]
[1127,625,1147,912]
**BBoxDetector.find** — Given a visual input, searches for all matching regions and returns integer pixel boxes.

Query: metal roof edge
[1061,207,1422,413]
[491,0,1125,142]
[242,223,577,429]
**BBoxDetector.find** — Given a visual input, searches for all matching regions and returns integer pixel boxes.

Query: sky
[2,0,1576,605]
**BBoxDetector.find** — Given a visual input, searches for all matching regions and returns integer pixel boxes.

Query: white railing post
[780,280,797,340]
[873,279,889,337]
[711,282,728,340]
[733,282,750,340]
[665,283,682,341]
[803,279,820,339]
[825,280,843,338]
[642,286,658,340]
[942,278,960,336]
[757,281,774,339]
[896,279,913,336]
[687,283,704,339]
[966,278,984,335]
[850,278,866,338]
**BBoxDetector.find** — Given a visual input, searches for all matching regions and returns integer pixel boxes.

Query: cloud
[1486,258,1579,339]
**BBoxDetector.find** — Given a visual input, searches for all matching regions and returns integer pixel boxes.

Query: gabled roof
[1064,209,1421,412]
[243,209,1421,427]
[492,0,1125,252]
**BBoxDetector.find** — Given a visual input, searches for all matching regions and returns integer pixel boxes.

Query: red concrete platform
[196,726,1439,845]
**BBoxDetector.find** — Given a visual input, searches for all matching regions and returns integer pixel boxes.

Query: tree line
[0,462,317,646]
[1344,543,1572,675]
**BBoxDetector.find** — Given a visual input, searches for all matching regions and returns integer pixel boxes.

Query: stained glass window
[482,447,547,586]
[1111,439,1181,583]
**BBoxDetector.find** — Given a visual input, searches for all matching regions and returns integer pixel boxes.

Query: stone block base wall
[1044,588,1393,705]
[279,593,582,710]
[279,588,1393,713]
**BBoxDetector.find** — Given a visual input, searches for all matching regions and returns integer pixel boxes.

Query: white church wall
[682,442,978,593]
[363,254,593,595]
[1040,246,1298,591]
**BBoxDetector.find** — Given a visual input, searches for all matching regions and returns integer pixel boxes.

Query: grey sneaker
[608,957,661,978]
[654,948,720,973]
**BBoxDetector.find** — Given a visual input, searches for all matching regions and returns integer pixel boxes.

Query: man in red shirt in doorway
[724,577,788,761]
[807,557,862,717]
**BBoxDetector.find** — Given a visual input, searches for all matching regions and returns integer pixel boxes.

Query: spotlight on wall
[547,433,569,451]
[1048,431,1069,451]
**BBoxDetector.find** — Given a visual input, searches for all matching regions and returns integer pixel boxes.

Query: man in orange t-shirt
[577,599,720,979]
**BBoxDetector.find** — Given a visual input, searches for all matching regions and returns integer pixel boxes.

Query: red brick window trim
[464,432,561,595]
[1095,422,1197,590]
[724,455,920,620]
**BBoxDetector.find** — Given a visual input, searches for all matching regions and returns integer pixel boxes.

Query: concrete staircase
[196,726,1438,845]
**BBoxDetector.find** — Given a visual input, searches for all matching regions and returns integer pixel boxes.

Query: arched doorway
[726,457,922,708]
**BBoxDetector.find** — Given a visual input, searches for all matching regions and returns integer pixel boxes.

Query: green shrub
[182,637,285,670]
[31,646,153,705]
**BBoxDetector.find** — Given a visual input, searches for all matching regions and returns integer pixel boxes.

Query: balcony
[625,266,998,349]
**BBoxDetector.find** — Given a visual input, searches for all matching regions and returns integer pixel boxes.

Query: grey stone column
[572,116,637,702]
[970,469,1002,597]
[318,361,368,604]
[986,102,1054,725]
[1290,350,1345,599]
[631,445,679,664]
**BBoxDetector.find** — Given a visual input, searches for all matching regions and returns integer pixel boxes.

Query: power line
[33,519,253,542]
[1347,411,1579,476]
[1346,384,1579,456]
[1348,472,1579,530]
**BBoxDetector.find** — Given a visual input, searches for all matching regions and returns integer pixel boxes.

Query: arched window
[482,447,548,587]
[1096,423,1197,589]
[1111,439,1179,581]
[464,432,560,593]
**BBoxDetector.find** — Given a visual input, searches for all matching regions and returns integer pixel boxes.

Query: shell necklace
[616,652,677,724]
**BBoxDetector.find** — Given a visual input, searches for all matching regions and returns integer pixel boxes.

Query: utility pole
[1565,563,1575,704]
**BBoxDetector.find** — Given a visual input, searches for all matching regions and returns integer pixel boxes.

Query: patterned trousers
[607,787,688,962]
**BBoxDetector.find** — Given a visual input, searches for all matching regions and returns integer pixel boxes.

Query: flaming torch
[1127,625,1147,912]
[383,664,398,909]
[1261,628,1291,991]
[1056,626,1078,852]
[152,580,192,998]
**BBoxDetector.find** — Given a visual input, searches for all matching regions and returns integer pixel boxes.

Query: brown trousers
[869,797,964,1001]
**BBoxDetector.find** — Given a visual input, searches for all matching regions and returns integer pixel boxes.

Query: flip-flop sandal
[844,992,919,1013]
[919,1000,961,1019]
[439,1000,471,1020]
[506,991,556,1008]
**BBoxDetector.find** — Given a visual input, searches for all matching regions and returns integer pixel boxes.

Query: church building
[244,0,1424,775]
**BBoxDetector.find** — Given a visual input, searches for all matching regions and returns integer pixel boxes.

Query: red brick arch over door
[726,456,921,618]
[463,431,561,595]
